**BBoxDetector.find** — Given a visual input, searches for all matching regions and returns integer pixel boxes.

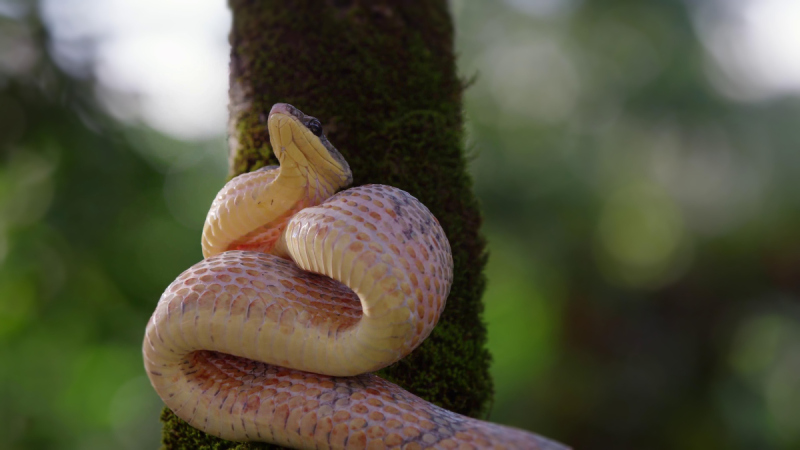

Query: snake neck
[274,150,350,206]
[202,103,352,259]
[201,162,351,259]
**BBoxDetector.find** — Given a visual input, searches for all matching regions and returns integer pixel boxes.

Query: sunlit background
[1,0,799,449]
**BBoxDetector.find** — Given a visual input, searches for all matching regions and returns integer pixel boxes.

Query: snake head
[268,103,353,190]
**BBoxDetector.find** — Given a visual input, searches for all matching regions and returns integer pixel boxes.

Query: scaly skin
[143,104,567,449]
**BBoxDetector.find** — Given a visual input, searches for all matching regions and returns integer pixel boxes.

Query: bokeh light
[694,0,800,100]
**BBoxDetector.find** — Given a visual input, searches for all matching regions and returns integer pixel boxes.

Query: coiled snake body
[143,104,566,450]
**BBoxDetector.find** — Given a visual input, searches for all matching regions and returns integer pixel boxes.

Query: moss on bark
[160,1,491,448]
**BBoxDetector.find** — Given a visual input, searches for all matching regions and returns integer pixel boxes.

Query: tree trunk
[160,1,491,448]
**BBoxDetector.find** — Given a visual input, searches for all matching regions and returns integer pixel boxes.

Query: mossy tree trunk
[160,1,491,448]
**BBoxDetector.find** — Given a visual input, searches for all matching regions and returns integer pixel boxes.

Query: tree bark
[160,1,491,448]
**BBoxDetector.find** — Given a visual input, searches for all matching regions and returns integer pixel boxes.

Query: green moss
[161,1,491,448]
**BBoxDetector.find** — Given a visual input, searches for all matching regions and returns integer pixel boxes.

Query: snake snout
[268,102,300,119]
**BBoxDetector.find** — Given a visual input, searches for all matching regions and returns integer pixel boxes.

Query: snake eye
[306,118,323,136]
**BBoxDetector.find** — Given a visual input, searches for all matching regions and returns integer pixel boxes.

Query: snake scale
[143,104,567,450]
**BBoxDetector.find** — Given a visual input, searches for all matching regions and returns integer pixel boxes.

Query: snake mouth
[267,103,352,187]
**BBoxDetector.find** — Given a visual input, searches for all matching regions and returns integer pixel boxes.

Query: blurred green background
[2,0,799,449]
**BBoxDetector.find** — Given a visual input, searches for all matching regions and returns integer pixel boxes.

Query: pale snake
[143,103,567,450]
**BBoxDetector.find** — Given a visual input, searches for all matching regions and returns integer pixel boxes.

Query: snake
[143,103,567,450]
